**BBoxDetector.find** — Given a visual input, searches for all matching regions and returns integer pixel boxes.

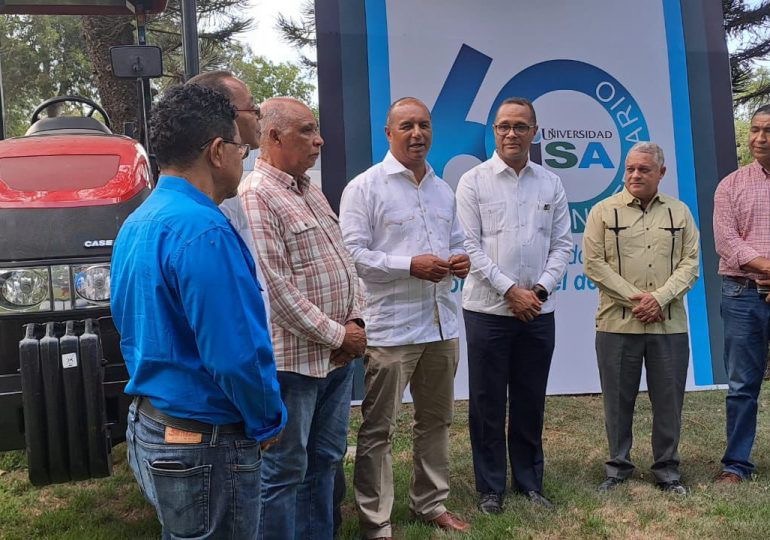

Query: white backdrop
[362,0,712,397]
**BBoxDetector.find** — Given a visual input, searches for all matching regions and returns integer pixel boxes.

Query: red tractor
[0,0,185,485]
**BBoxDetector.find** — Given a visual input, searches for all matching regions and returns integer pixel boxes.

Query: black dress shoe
[478,492,503,514]
[525,490,555,510]
[597,477,625,494]
[657,479,687,495]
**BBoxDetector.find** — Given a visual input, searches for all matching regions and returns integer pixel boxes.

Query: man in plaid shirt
[239,97,366,539]
[714,104,770,484]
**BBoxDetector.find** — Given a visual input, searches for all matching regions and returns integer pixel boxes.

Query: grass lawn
[2,387,770,539]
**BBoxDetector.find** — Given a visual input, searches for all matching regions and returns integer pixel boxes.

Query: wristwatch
[533,284,549,302]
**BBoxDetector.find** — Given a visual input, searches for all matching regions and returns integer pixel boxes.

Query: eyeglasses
[493,123,536,136]
[236,107,261,119]
[200,137,250,160]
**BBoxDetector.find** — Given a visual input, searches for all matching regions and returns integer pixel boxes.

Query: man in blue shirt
[111,83,286,539]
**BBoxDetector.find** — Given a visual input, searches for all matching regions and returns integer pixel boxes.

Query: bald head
[187,71,261,149]
[385,97,430,128]
[259,97,323,178]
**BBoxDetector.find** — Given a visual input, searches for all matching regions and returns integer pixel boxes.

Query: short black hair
[186,70,236,100]
[149,84,237,169]
[751,104,770,119]
[497,97,537,124]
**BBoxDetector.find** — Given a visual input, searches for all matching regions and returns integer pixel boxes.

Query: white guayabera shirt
[219,192,272,332]
[456,151,572,317]
[339,152,467,347]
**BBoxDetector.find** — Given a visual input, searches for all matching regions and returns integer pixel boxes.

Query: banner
[316,0,735,397]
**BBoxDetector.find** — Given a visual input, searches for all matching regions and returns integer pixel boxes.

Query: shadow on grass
[2,388,770,539]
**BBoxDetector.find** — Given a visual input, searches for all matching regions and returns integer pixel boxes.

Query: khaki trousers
[353,339,459,539]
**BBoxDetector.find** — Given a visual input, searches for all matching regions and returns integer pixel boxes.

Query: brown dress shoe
[715,471,743,484]
[427,511,471,533]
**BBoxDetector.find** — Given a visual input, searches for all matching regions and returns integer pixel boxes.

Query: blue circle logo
[485,60,649,233]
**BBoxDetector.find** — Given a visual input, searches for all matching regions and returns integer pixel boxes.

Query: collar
[156,175,219,211]
[751,160,770,178]
[382,151,436,182]
[491,151,532,177]
[620,187,664,208]
[255,158,310,195]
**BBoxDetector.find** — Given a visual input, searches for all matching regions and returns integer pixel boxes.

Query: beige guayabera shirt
[583,188,700,334]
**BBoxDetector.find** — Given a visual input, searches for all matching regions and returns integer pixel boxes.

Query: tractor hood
[0,134,151,263]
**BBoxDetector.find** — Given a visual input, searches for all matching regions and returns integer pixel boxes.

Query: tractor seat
[25,117,112,136]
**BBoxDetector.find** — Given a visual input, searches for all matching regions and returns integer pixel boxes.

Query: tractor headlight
[73,264,111,304]
[0,261,111,315]
[0,268,51,308]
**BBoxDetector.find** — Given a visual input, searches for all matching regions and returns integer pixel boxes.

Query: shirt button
[647,245,651,249]
[646,227,649,231]
[648,264,652,268]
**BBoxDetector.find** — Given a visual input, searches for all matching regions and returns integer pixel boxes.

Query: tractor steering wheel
[30,95,112,130]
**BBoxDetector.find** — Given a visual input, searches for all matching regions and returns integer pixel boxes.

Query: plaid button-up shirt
[239,159,361,377]
[714,161,770,280]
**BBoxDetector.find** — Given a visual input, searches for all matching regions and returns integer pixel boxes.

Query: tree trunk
[81,16,138,136]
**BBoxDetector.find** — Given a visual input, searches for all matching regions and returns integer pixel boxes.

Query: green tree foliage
[0,15,94,137]
[724,0,770,105]
[0,0,254,138]
[734,117,753,165]
[146,0,254,84]
[275,0,316,72]
[224,44,315,104]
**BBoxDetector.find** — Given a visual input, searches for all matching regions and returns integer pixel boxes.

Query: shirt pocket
[286,219,321,271]
[383,208,417,245]
[531,199,554,245]
[431,207,453,253]
[479,202,505,236]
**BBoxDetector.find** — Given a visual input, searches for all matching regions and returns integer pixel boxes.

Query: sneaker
[657,479,687,495]
[478,492,503,514]
[597,477,625,494]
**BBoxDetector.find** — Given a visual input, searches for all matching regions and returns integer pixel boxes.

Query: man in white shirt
[340,97,471,539]
[456,97,572,513]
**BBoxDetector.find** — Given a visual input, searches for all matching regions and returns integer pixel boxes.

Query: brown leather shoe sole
[427,511,471,533]
[715,471,742,484]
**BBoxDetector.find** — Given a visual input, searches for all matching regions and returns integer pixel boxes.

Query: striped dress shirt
[239,159,361,378]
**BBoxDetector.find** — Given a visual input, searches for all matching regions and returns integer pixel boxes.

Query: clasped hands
[503,286,543,322]
[629,292,664,323]
[410,253,471,282]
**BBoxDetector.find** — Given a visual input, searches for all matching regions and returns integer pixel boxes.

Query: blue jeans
[720,278,770,478]
[259,363,354,540]
[126,403,263,539]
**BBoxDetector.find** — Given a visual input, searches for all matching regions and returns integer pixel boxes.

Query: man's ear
[207,137,225,169]
[269,127,281,145]
[660,165,667,178]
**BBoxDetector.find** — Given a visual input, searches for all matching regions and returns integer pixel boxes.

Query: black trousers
[465,309,555,495]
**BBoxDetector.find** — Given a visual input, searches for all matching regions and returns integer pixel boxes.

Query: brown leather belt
[134,396,244,434]
[724,275,757,289]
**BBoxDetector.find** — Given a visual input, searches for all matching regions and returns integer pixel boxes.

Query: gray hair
[259,97,309,145]
[628,141,665,168]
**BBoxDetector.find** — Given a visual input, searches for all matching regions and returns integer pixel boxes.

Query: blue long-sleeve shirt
[111,175,286,441]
